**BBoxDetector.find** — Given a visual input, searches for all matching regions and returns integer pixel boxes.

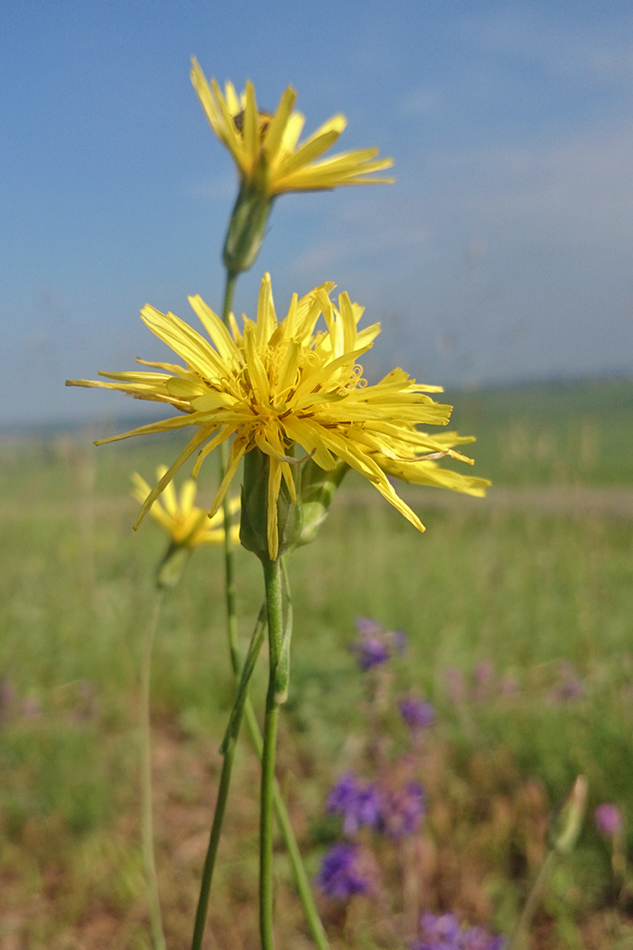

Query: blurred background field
[1,376,633,949]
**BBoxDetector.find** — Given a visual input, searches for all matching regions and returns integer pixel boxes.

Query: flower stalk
[140,590,166,950]
[219,268,240,667]
[260,555,286,950]
[508,775,587,950]
[190,606,267,950]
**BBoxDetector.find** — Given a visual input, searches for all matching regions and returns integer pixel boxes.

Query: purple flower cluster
[378,781,425,838]
[414,912,505,950]
[400,695,435,730]
[326,771,425,840]
[320,622,510,945]
[327,772,381,835]
[350,617,407,671]
[318,621,433,902]
[316,843,371,900]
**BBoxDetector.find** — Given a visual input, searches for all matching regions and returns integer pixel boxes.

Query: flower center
[233,110,273,140]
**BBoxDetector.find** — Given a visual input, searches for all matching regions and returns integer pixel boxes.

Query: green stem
[190,742,235,950]
[260,557,285,950]
[222,270,237,324]
[243,699,330,950]
[221,268,240,671]
[270,762,329,950]
[190,607,267,950]
[508,851,558,950]
[221,604,267,754]
[140,590,166,950]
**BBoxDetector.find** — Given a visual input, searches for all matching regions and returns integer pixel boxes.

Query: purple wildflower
[351,617,390,670]
[316,843,371,900]
[414,912,505,950]
[414,912,462,949]
[355,617,384,637]
[327,772,381,835]
[400,696,435,731]
[595,803,623,837]
[378,780,425,838]
[463,927,506,950]
[352,635,390,671]
[350,618,408,670]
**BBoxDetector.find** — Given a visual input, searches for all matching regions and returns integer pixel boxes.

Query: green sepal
[298,458,349,546]
[156,543,193,589]
[240,447,303,562]
[223,168,273,275]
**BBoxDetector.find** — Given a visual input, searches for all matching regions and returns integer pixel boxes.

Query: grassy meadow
[1,376,633,949]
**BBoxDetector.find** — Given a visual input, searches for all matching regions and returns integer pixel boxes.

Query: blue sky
[2,0,633,425]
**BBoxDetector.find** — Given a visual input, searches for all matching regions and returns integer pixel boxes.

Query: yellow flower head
[190,58,394,195]
[372,431,491,497]
[131,466,240,547]
[68,275,484,559]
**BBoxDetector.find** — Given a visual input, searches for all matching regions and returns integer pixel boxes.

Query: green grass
[1,377,633,948]
[448,375,633,486]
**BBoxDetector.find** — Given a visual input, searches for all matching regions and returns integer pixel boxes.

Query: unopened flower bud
[223,177,273,275]
[554,775,588,854]
[157,543,194,589]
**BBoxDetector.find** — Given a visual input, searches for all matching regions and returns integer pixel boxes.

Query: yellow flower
[131,466,240,547]
[190,58,394,195]
[372,432,490,497]
[67,274,483,559]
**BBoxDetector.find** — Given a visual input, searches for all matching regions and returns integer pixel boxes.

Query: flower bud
[223,174,273,276]
[553,775,588,854]
[156,542,194,589]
